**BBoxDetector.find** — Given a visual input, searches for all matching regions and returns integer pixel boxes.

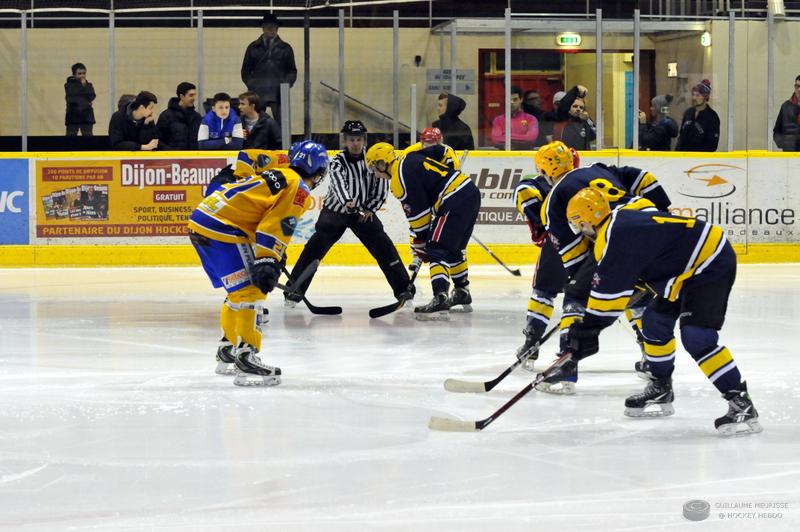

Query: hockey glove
[566,322,601,360]
[188,230,212,248]
[411,238,430,263]
[526,220,548,247]
[250,257,281,294]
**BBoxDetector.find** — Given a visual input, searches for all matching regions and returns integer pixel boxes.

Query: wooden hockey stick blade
[442,325,559,394]
[443,378,489,393]
[428,416,480,432]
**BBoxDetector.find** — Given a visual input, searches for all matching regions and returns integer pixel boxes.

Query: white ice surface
[0,264,799,531]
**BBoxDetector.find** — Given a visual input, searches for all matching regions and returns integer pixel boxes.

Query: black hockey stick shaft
[369,268,419,319]
[475,352,572,430]
[484,323,560,391]
[280,263,342,315]
[470,234,521,276]
[276,259,318,294]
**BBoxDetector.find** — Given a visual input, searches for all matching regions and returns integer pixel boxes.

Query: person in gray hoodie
[639,93,679,151]
[432,93,474,150]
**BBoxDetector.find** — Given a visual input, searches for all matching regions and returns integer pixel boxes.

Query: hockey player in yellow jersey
[556,187,761,436]
[366,141,480,320]
[188,141,329,386]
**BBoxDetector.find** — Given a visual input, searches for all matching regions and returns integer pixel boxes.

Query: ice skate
[233,344,281,387]
[215,338,237,375]
[448,287,473,313]
[634,355,653,380]
[715,381,763,436]
[624,377,674,417]
[395,284,416,308]
[284,292,302,309]
[414,292,450,321]
[535,358,577,395]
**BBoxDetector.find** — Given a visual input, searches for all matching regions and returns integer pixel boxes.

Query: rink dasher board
[0,150,798,261]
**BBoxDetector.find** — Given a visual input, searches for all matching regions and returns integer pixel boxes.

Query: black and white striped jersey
[323,150,389,214]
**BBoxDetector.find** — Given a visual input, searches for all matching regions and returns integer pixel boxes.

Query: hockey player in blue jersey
[517,142,670,388]
[366,141,481,320]
[555,187,761,436]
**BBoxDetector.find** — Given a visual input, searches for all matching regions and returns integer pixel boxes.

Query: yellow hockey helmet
[365,142,397,172]
[566,187,612,233]
[534,141,574,184]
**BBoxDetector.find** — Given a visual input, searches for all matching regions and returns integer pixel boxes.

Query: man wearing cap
[639,94,678,151]
[285,120,412,306]
[676,79,720,152]
[537,90,566,146]
[241,12,297,130]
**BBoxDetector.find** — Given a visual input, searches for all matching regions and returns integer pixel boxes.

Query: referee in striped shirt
[285,120,413,305]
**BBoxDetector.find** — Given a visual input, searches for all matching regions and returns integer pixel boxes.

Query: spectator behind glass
[108,90,160,151]
[773,74,800,151]
[521,90,543,120]
[198,92,244,150]
[64,62,95,136]
[554,91,596,151]
[676,79,720,152]
[490,85,538,150]
[238,91,281,150]
[639,93,678,151]
[156,82,203,150]
[432,93,474,150]
[537,90,565,146]
[117,94,135,112]
[240,13,297,129]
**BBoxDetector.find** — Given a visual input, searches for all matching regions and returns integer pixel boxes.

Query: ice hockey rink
[1,263,798,531]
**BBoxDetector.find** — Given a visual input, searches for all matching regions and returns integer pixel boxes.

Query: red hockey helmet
[420,127,443,145]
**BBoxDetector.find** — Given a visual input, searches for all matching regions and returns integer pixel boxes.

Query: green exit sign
[556,33,582,46]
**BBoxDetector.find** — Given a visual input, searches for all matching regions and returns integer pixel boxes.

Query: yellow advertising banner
[36,158,228,238]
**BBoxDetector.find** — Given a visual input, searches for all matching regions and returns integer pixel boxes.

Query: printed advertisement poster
[0,159,30,244]
[35,158,228,240]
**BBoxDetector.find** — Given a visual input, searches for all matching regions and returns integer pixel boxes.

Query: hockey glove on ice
[251,257,281,293]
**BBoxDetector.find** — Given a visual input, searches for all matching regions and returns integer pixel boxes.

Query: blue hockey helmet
[289,141,329,188]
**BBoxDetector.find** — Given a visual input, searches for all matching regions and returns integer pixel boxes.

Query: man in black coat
[240,13,297,128]
[639,94,679,151]
[773,74,800,152]
[676,79,720,152]
[238,91,281,150]
[64,62,95,136]
[432,93,474,150]
[108,91,160,151]
[156,82,202,150]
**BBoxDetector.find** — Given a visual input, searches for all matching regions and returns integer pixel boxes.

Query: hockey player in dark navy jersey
[555,187,761,436]
[366,141,481,320]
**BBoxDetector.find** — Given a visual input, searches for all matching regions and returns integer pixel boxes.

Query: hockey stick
[443,323,560,393]
[470,234,521,277]
[368,268,419,319]
[280,265,343,315]
[429,352,573,432]
[276,259,319,295]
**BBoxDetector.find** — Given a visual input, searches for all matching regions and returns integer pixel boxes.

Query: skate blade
[215,362,237,376]
[233,373,281,387]
[624,403,675,417]
[535,381,576,395]
[413,311,450,321]
[449,304,472,313]
[717,419,763,437]
[521,358,538,372]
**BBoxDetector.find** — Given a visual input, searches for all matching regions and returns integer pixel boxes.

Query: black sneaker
[535,359,578,395]
[413,292,450,321]
[448,287,472,313]
[715,381,763,436]
[624,377,674,417]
